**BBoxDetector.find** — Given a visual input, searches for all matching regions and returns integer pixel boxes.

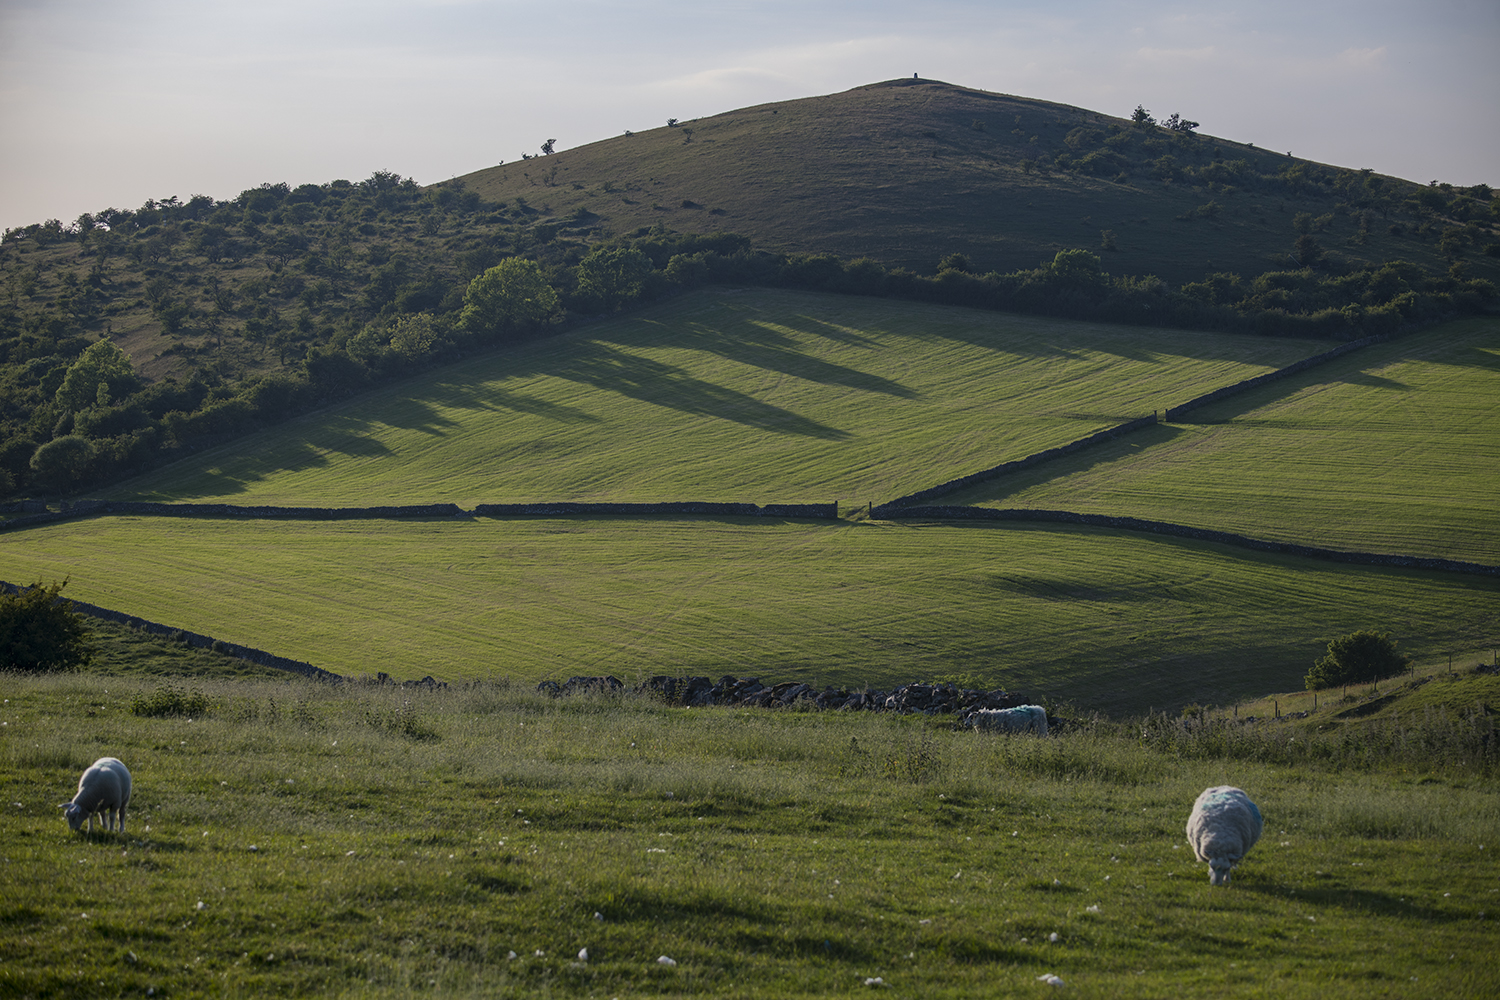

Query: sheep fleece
[63,757,132,833]
[1186,786,1262,885]
[971,705,1049,736]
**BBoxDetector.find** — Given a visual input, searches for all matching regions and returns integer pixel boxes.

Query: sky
[2,0,1496,232]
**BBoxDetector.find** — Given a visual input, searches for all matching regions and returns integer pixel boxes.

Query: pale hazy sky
[2,0,1496,232]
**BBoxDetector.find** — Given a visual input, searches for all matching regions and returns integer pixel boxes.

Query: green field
[3,669,1496,999]
[99,289,1336,508]
[942,317,1500,564]
[2,515,1494,714]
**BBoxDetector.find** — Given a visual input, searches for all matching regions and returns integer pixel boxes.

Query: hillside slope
[459,78,1497,285]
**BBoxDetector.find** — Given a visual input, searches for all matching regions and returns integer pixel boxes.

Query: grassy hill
[93,288,1337,507]
[3,664,1495,998]
[460,78,1499,285]
[941,316,1500,564]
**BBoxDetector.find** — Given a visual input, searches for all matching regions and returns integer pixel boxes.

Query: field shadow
[528,342,852,439]
[932,423,1188,505]
[1241,882,1458,923]
[429,381,604,425]
[1323,371,1412,391]
[347,397,462,436]
[607,313,920,399]
[149,429,399,499]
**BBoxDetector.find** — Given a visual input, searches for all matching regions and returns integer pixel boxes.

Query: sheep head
[60,802,86,831]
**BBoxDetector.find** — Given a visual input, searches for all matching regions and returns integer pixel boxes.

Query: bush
[131,684,212,718]
[0,579,93,672]
[1306,630,1410,689]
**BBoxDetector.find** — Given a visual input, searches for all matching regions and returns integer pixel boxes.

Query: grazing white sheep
[971,705,1049,736]
[1186,785,1262,886]
[60,757,132,833]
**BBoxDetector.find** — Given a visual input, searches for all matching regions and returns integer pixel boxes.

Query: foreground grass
[100,289,1334,508]
[1,671,1495,999]
[945,317,1500,564]
[2,517,1496,715]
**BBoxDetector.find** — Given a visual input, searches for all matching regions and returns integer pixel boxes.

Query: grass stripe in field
[946,318,1500,563]
[107,289,1336,507]
[3,515,1494,716]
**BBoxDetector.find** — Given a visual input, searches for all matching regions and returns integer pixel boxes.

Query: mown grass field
[942,317,1500,564]
[2,515,1495,715]
[102,289,1337,508]
[2,667,1496,999]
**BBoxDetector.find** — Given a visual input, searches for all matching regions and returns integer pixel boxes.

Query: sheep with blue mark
[969,705,1049,736]
[60,757,132,833]
[1186,785,1262,885]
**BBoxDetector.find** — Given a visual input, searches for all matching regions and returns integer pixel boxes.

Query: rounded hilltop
[456,78,1475,286]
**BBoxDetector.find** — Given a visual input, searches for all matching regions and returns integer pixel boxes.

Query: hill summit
[458,79,1492,285]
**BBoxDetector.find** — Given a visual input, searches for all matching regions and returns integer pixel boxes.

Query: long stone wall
[0,580,342,681]
[474,501,838,519]
[0,499,838,533]
[0,501,469,532]
[877,414,1160,510]
[875,506,1500,578]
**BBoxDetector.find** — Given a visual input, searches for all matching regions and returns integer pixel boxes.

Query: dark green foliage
[457,258,559,337]
[130,683,211,718]
[362,700,438,740]
[1306,630,1411,689]
[0,579,93,672]
[572,245,655,312]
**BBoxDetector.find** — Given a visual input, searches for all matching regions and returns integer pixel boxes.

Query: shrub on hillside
[1305,630,1410,689]
[0,579,93,673]
[131,684,212,718]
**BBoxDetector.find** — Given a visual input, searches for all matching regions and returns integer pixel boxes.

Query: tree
[1047,248,1104,283]
[1305,630,1409,689]
[574,246,654,312]
[55,338,138,411]
[1163,113,1200,133]
[0,579,93,673]
[1131,105,1156,127]
[1295,234,1324,268]
[29,435,96,490]
[540,139,556,155]
[458,258,559,338]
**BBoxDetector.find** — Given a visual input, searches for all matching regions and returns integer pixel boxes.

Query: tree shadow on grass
[601,309,920,400]
[1240,882,1458,923]
[538,343,852,440]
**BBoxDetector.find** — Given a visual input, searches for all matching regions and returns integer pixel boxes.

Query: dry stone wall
[0,580,341,681]
[874,506,1500,578]
[542,673,1035,717]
